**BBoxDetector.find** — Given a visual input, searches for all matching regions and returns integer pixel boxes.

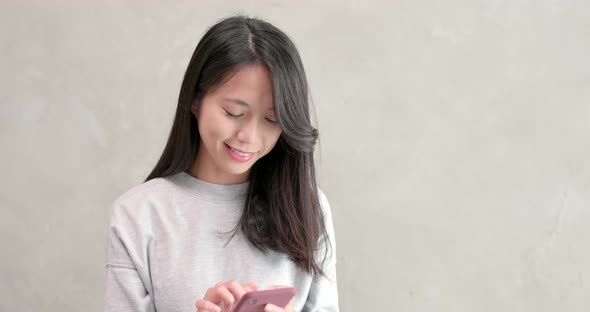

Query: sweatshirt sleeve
[303,190,340,312]
[103,199,156,312]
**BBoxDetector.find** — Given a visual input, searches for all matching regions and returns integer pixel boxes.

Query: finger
[214,281,225,287]
[243,281,259,293]
[264,303,282,312]
[224,280,248,302]
[207,285,235,307]
[196,299,221,312]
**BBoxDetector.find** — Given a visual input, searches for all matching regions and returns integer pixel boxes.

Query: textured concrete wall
[1,1,589,311]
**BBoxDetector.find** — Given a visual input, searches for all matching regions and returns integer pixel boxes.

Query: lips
[225,144,253,154]
[225,143,254,162]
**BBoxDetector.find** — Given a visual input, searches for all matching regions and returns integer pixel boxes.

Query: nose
[236,118,258,145]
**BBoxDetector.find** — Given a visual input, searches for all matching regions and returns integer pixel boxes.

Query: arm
[104,200,156,312]
[303,190,340,312]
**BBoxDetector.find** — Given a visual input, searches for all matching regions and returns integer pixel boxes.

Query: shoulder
[315,187,338,257]
[317,187,334,220]
[112,176,171,206]
[108,176,176,222]
[317,187,328,204]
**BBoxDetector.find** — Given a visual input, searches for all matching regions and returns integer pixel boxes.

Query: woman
[104,15,339,312]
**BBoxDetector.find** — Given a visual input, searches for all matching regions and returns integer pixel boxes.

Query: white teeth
[231,147,251,157]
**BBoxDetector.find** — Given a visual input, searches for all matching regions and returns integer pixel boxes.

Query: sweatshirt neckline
[170,171,250,203]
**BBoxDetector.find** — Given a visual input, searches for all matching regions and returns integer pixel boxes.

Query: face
[189,62,282,184]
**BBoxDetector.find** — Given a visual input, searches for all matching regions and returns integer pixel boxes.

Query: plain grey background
[1,1,589,311]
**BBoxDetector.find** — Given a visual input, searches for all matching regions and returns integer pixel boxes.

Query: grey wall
[1,1,589,311]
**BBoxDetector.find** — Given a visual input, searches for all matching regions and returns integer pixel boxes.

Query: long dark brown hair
[145,15,331,279]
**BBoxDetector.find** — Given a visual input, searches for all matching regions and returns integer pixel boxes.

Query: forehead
[211,63,274,109]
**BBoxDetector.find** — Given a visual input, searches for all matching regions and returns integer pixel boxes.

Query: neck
[190,146,250,185]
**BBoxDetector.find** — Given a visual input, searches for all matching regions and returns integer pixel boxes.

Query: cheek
[199,114,230,145]
[263,129,282,152]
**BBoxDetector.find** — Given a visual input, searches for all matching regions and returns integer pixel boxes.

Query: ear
[191,98,200,119]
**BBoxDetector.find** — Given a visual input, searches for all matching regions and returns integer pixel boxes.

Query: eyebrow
[223,97,275,111]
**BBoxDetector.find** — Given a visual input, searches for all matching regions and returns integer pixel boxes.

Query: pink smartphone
[230,287,297,312]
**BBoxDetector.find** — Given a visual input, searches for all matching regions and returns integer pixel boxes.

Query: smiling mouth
[225,143,254,156]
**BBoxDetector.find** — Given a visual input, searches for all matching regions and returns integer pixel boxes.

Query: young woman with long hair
[104,15,338,312]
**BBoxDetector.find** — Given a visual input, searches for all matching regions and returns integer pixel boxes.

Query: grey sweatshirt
[103,171,339,312]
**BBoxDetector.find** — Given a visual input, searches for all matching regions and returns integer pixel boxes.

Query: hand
[195,280,259,312]
[263,285,295,312]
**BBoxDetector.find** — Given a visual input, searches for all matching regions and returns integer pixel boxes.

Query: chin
[230,165,253,175]
[220,161,253,175]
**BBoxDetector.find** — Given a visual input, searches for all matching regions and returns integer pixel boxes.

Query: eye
[265,118,277,123]
[224,109,244,119]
